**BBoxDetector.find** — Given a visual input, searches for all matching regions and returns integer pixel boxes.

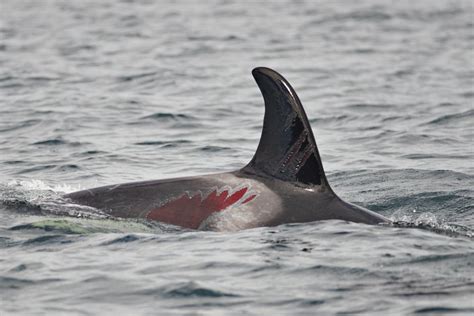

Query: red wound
[146,186,257,229]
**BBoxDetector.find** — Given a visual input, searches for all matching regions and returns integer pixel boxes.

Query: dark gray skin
[65,67,389,231]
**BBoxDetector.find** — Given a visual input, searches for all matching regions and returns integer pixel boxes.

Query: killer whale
[65,67,389,231]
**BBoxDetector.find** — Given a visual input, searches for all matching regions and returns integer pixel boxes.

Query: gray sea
[1,0,473,315]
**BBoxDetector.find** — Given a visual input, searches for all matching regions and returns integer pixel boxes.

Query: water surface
[1,0,473,315]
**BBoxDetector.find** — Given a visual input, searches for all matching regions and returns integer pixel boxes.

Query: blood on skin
[146,187,257,229]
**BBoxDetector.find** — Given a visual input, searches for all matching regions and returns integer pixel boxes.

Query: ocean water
[1,0,473,315]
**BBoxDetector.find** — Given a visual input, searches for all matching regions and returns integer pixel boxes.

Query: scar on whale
[146,186,257,229]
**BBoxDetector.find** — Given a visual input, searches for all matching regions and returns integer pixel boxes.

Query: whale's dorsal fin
[242,67,330,189]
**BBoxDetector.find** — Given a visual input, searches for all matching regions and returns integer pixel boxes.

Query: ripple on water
[414,307,474,314]
[140,112,197,121]
[31,139,85,147]
[159,281,240,298]
[134,140,191,147]
[100,234,141,245]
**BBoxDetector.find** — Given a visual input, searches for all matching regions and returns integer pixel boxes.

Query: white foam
[7,179,82,193]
